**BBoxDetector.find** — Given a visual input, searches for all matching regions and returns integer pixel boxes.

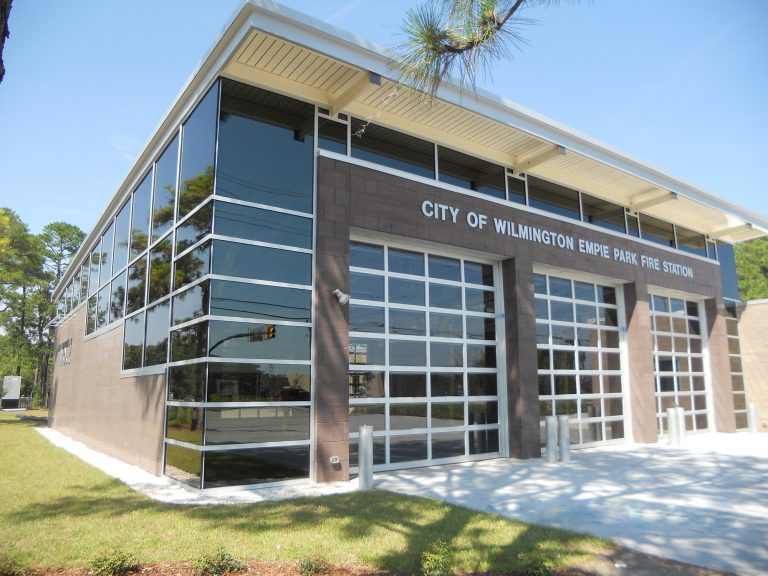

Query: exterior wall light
[332,289,350,305]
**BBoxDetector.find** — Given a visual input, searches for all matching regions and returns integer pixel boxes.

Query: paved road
[376,433,768,576]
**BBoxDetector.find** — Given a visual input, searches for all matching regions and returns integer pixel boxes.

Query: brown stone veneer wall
[739,300,768,431]
[705,298,736,432]
[314,157,734,475]
[49,305,165,475]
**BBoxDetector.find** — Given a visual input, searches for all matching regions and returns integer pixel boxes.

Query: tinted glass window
[350,304,385,333]
[351,119,434,179]
[168,363,206,402]
[389,248,424,275]
[170,322,208,362]
[152,135,179,241]
[717,242,740,300]
[178,82,218,219]
[208,321,310,360]
[349,337,385,365]
[527,175,580,220]
[123,312,144,369]
[581,194,626,233]
[210,280,311,322]
[110,270,126,322]
[627,214,640,238]
[172,282,209,325]
[390,309,425,335]
[350,272,384,301]
[144,301,169,366]
[390,340,426,365]
[80,261,89,300]
[389,278,425,305]
[166,406,203,445]
[175,201,212,254]
[97,285,110,329]
[464,261,493,286]
[214,201,312,249]
[98,224,114,287]
[676,226,707,258]
[207,362,310,402]
[350,242,384,270]
[429,255,461,281]
[130,171,152,258]
[88,241,101,296]
[507,176,526,204]
[86,295,97,334]
[126,256,147,315]
[174,241,210,290]
[147,237,172,304]
[113,199,131,273]
[205,407,309,445]
[212,240,310,286]
[318,117,347,154]
[640,214,675,247]
[203,446,309,488]
[437,145,505,199]
[390,373,427,397]
[164,444,201,489]
[217,80,314,213]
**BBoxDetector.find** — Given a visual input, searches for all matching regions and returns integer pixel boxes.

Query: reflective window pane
[172,282,209,325]
[122,312,144,370]
[144,301,170,366]
[203,446,309,488]
[217,80,313,213]
[430,342,463,367]
[465,288,494,313]
[175,201,212,254]
[207,362,310,402]
[349,338,385,365]
[212,240,310,286]
[464,261,494,286]
[351,119,435,179]
[389,309,426,336]
[110,270,126,322]
[350,272,384,301]
[389,278,425,306]
[437,145,505,199]
[152,135,179,242]
[210,279,311,322]
[640,214,675,248]
[166,406,203,445]
[466,316,495,340]
[113,200,131,273]
[390,404,427,429]
[390,340,426,366]
[350,242,384,270]
[126,257,147,314]
[168,363,206,402]
[174,241,210,290]
[390,434,428,463]
[429,284,462,310]
[208,321,310,360]
[389,248,424,276]
[581,194,626,233]
[130,171,152,259]
[164,444,201,489]
[429,312,463,338]
[147,237,172,304]
[432,373,463,396]
[528,175,580,220]
[428,255,461,281]
[318,117,347,154]
[205,407,309,445]
[349,304,385,333]
[214,201,312,249]
[178,82,218,219]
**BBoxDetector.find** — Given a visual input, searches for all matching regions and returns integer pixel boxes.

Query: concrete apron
[375,432,768,576]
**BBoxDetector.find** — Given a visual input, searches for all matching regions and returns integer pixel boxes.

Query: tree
[0,0,11,84]
[735,237,768,301]
[40,222,86,282]
[397,0,568,97]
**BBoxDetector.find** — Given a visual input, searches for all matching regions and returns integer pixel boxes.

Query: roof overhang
[53,0,767,301]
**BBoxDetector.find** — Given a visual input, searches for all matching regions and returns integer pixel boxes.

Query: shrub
[298,557,330,576]
[87,549,139,576]
[515,552,556,576]
[194,548,246,576]
[420,540,452,576]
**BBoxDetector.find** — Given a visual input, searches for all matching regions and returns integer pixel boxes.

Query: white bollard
[557,415,571,463]
[358,425,374,490]
[676,406,686,444]
[545,416,558,463]
[747,404,759,434]
[667,407,679,445]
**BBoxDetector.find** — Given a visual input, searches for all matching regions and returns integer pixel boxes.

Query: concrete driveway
[375,433,768,576]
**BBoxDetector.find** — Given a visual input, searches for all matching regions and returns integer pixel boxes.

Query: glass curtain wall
[535,273,625,446]
[649,294,709,434]
[347,240,502,471]
[163,79,315,489]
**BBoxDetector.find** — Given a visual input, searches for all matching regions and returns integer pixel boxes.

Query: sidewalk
[376,433,768,576]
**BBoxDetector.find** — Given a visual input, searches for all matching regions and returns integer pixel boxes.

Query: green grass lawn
[0,412,611,573]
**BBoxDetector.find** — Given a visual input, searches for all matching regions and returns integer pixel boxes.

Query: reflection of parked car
[279,386,310,401]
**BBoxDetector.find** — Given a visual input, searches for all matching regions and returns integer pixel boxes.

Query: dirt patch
[26,548,738,576]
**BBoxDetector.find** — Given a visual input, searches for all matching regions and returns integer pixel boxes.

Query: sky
[0,0,766,236]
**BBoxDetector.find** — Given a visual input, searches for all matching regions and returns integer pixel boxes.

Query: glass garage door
[347,240,502,471]
[535,273,626,446]
[650,294,709,434]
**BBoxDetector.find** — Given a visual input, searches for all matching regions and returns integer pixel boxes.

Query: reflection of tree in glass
[126,258,146,313]
[110,285,125,320]
[171,323,208,362]
[178,165,214,219]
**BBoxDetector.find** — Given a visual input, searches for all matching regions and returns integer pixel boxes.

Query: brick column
[623,282,657,443]
[502,257,541,459]
[313,159,352,482]
[704,298,736,432]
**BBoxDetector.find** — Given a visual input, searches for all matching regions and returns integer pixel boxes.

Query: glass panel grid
[534,273,624,447]
[349,241,501,469]
[650,294,709,434]
[724,310,747,429]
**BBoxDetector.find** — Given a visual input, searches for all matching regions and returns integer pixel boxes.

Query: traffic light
[266,324,277,339]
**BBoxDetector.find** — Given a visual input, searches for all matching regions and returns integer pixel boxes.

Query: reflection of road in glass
[204,407,310,444]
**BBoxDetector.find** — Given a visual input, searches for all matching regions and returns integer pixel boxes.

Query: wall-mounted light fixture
[332,289,350,305]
